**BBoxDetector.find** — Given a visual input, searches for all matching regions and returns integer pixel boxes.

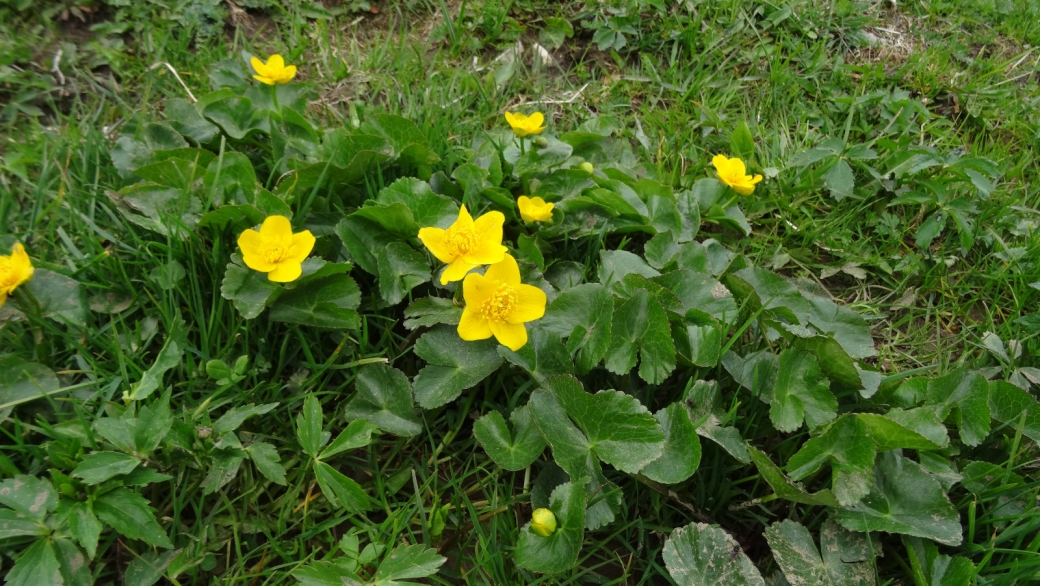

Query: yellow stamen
[480,284,518,322]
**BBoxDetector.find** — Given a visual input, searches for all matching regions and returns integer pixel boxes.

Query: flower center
[445,226,479,257]
[262,244,288,264]
[480,284,518,322]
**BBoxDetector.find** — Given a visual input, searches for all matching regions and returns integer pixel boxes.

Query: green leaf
[604,288,676,384]
[597,250,660,294]
[729,121,755,161]
[335,215,399,276]
[54,538,91,586]
[528,388,593,477]
[686,380,750,463]
[376,242,430,305]
[857,408,949,451]
[539,283,613,374]
[0,475,57,520]
[915,210,946,249]
[794,335,863,391]
[539,16,574,49]
[747,445,839,507]
[412,325,503,409]
[134,391,173,455]
[835,451,961,546]
[343,364,421,437]
[166,97,220,143]
[201,446,244,495]
[925,369,990,446]
[0,357,62,410]
[5,540,62,586]
[822,159,855,201]
[247,442,287,485]
[124,548,181,586]
[213,402,279,435]
[786,415,876,506]
[72,451,141,485]
[296,395,329,458]
[0,508,47,539]
[801,291,877,360]
[67,502,102,558]
[269,274,361,329]
[204,152,257,205]
[516,479,587,574]
[320,419,379,460]
[663,522,766,586]
[0,268,88,327]
[640,402,701,484]
[374,543,447,583]
[128,325,185,401]
[770,350,836,432]
[351,203,420,240]
[764,519,876,586]
[360,114,440,166]
[403,297,462,330]
[988,380,1040,444]
[473,407,546,471]
[498,327,575,384]
[515,138,573,176]
[94,487,174,548]
[293,561,359,586]
[375,177,457,228]
[203,96,269,139]
[544,375,664,473]
[314,462,373,512]
[722,350,778,401]
[220,260,280,319]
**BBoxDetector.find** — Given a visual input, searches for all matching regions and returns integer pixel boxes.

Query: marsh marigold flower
[517,196,554,223]
[250,54,297,85]
[0,243,33,308]
[418,205,507,285]
[504,111,546,137]
[712,154,763,196]
[237,215,315,282]
[531,508,557,537]
[458,254,546,351]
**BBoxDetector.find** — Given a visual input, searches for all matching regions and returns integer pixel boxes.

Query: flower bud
[532,136,549,149]
[579,162,594,175]
[531,508,557,537]
[197,426,213,439]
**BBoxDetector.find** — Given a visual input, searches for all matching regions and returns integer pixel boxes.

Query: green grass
[2,0,1040,584]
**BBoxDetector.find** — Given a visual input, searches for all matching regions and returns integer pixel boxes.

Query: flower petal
[440,258,477,284]
[462,272,496,309]
[267,261,303,283]
[483,254,521,288]
[286,230,315,264]
[465,240,507,266]
[490,320,528,351]
[458,307,493,341]
[253,75,275,85]
[750,174,763,185]
[259,215,293,247]
[528,112,545,128]
[472,209,504,239]
[0,292,7,309]
[508,284,547,324]
[711,154,730,171]
[250,56,267,76]
[238,229,276,272]
[280,65,297,83]
[452,204,474,232]
[418,227,455,263]
[267,54,285,71]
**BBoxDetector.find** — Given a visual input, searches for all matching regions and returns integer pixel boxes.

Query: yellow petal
[508,284,547,324]
[711,154,730,171]
[418,227,455,263]
[458,306,493,341]
[279,65,297,83]
[729,157,747,176]
[452,204,474,232]
[11,244,33,285]
[528,112,545,129]
[472,209,504,239]
[253,75,275,85]
[490,320,528,351]
[238,229,276,272]
[250,56,267,76]
[267,54,285,72]
[440,258,477,284]
[504,111,521,127]
[483,254,521,288]
[750,174,763,185]
[462,272,496,309]
[0,292,6,309]
[464,239,507,266]
[267,261,303,282]
[286,230,315,264]
[259,215,293,247]
[732,183,754,196]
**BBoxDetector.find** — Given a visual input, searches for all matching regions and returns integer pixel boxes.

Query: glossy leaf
[764,519,876,586]
[664,522,765,586]
[515,479,587,574]
[473,407,546,471]
[786,415,875,506]
[770,350,836,432]
[413,325,503,409]
[539,283,613,373]
[604,288,676,384]
[94,487,174,548]
[269,274,362,329]
[640,402,701,484]
[343,364,421,437]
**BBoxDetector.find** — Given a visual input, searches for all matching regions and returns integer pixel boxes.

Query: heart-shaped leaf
[664,522,765,586]
[343,364,421,437]
[473,406,546,471]
[515,478,587,574]
[412,325,503,409]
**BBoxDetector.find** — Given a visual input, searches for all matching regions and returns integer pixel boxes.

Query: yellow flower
[0,243,34,308]
[517,196,554,223]
[237,215,315,282]
[504,111,547,137]
[250,54,297,85]
[418,205,507,285]
[531,508,557,537]
[458,254,546,351]
[712,154,763,196]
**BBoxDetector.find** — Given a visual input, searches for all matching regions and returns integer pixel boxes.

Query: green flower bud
[579,162,594,175]
[531,508,557,537]
[532,136,549,149]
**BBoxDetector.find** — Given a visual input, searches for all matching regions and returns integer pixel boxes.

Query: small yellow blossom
[712,154,763,196]
[250,54,297,85]
[504,111,546,138]
[237,215,315,282]
[418,205,507,285]
[458,254,546,351]
[0,243,34,308]
[531,508,557,537]
[517,196,554,223]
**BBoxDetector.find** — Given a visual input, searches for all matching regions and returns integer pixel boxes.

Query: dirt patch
[848,10,919,70]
